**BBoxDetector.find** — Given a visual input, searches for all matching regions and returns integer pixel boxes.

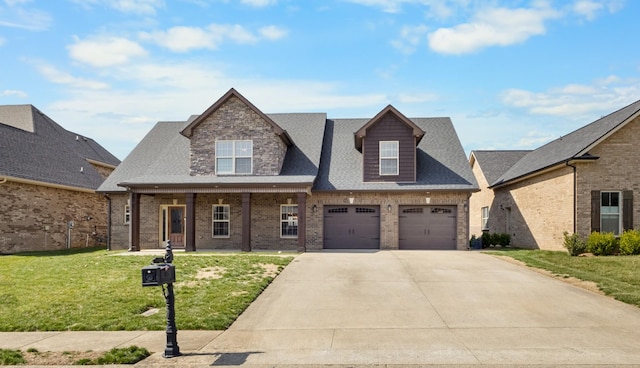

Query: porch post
[241,192,252,252]
[297,192,307,252]
[185,193,196,252]
[129,192,141,252]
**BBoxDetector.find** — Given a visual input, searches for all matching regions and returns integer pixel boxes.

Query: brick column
[185,193,196,252]
[129,192,140,252]
[297,192,307,252]
[241,192,251,252]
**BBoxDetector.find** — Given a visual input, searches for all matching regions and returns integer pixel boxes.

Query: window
[601,191,621,235]
[280,205,298,238]
[124,205,130,224]
[212,205,230,238]
[379,141,399,175]
[481,206,489,230]
[215,140,252,175]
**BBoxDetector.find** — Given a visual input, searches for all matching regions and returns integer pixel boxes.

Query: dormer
[181,88,293,176]
[354,105,425,183]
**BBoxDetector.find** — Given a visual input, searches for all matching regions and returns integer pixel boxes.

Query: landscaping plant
[619,229,640,255]
[586,231,619,256]
[563,231,587,256]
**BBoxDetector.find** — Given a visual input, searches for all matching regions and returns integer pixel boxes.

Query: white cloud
[0,36,5,46]
[516,130,557,148]
[241,0,277,6]
[34,62,110,90]
[0,3,52,30]
[428,5,560,55]
[396,92,438,103]
[501,76,640,119]
[140,24,286,52]
[69,0,164,15]
[391,24,428,54]
[2,89,27,98]
[572,0,602,20]
[68,36,148,67]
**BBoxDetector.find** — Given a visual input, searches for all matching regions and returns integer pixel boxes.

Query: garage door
[399,206,457,250]
[323,206,380,249]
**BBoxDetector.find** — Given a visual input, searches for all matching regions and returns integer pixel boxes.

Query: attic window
[215,140,253,175]
[379,141,399,175]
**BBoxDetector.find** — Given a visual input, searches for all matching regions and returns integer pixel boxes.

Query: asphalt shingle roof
[471,150,531,185]
[0,105,120,190]
[313,117,478,191]
[492,98,640,187]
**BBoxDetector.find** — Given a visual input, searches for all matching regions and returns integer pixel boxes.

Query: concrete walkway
[4,250,640,367]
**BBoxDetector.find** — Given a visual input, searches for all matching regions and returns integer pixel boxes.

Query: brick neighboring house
[469,98,640,250]
[0,105,120,253]
[98,88,478,252]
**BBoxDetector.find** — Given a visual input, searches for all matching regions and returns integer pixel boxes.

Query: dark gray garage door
[323,206,380,249]
[399,206,456,250]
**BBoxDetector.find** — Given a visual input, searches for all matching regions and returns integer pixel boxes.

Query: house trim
[0,175,97,194]
[576,107,640,156]
[354,105,425,151]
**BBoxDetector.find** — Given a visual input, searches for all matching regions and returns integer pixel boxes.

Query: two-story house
[98,88,478,251]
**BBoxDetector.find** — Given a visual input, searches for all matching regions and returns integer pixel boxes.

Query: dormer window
[216,140,253,175]
[379,141,399,175]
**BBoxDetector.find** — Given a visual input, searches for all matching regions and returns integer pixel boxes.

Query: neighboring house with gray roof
[99,88,478,252]
[0,105,120,253]
[469,98,640,250]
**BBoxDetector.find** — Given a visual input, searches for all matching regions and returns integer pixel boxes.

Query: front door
[161,206,185,248]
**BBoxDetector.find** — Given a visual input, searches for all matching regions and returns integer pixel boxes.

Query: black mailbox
[142,264,176,287]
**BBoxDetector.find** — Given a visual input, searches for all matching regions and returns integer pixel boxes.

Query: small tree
[563,231,587,256]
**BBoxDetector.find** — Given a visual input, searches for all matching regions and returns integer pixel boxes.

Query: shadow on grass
[6,246,107,257]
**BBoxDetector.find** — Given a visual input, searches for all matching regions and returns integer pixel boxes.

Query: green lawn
[485,248,640,307]
[0,247,293,331]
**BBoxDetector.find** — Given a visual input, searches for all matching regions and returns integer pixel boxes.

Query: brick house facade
[470,99,640,250]
[0,105,120,253]
[99,89,478,252]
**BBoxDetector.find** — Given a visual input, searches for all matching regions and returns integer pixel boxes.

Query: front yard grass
[486,248,640,307]
[0,247,293,331]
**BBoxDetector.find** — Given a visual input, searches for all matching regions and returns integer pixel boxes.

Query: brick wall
[189,96,287,176]
[576,116,640,237]
[111,190,471,251]
[0,181,108,253]
[469,159,493,237]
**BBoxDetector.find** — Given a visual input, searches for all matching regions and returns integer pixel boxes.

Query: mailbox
[141,264,176,287]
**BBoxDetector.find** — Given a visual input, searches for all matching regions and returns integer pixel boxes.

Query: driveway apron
[195,251,640,366]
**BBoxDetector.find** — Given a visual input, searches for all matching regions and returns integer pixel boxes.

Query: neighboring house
[98,88,478,252]
[0,105,120,253]
[470,98,640,250]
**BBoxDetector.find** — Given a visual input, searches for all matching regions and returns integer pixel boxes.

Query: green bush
[586,232,619,256]
[619,229,640,255]
[563,231,587,256]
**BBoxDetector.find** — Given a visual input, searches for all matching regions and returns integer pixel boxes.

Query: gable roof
[180,88,293,146]
[314,117,478,191]
[491,98,640,188]
[98,112,327,193]
[0,105,120,191]
[354,105,425,150]
[470,150,531,185]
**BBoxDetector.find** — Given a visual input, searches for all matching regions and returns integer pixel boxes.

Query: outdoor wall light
[312,204,317,213]
[387,204,392,212]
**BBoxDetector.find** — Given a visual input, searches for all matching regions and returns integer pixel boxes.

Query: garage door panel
[324,206,380,249]
[399,206,456,250]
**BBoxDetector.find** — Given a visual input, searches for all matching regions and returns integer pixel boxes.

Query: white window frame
[601,191,622,235]
[215,140,253,175]
[481,206,489,230]
[212,205,230,238]
[379,141,399,176]
[124,205,130,224]
[280,204,298,238]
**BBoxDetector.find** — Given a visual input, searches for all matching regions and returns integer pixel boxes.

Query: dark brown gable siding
[363,112,416,182]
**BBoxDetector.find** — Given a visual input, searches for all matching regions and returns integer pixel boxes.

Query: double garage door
[323,205,457,250]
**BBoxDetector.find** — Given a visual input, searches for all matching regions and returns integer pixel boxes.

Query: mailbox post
[141,240,181,358]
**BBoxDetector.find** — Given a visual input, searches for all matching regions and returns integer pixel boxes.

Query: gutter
[105,194,112,251]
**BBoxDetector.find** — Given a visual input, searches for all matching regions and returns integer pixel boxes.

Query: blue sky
[1,0,638,160]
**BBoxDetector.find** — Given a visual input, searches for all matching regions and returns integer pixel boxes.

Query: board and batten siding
[362,112,417,182]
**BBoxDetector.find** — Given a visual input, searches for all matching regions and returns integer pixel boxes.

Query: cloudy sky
[1,0,638,160]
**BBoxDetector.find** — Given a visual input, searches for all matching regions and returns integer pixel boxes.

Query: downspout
[466,192,472,250]
[565,161,577,234]
[105,194,112,251]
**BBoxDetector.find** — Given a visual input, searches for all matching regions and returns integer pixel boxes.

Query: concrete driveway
[148,250,640,366]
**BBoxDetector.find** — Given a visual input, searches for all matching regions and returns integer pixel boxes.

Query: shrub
[619,229,640,255]
[0,349,26,365]
[563,231,587,256]
[495,233,511,247]
[586,232,618,256]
